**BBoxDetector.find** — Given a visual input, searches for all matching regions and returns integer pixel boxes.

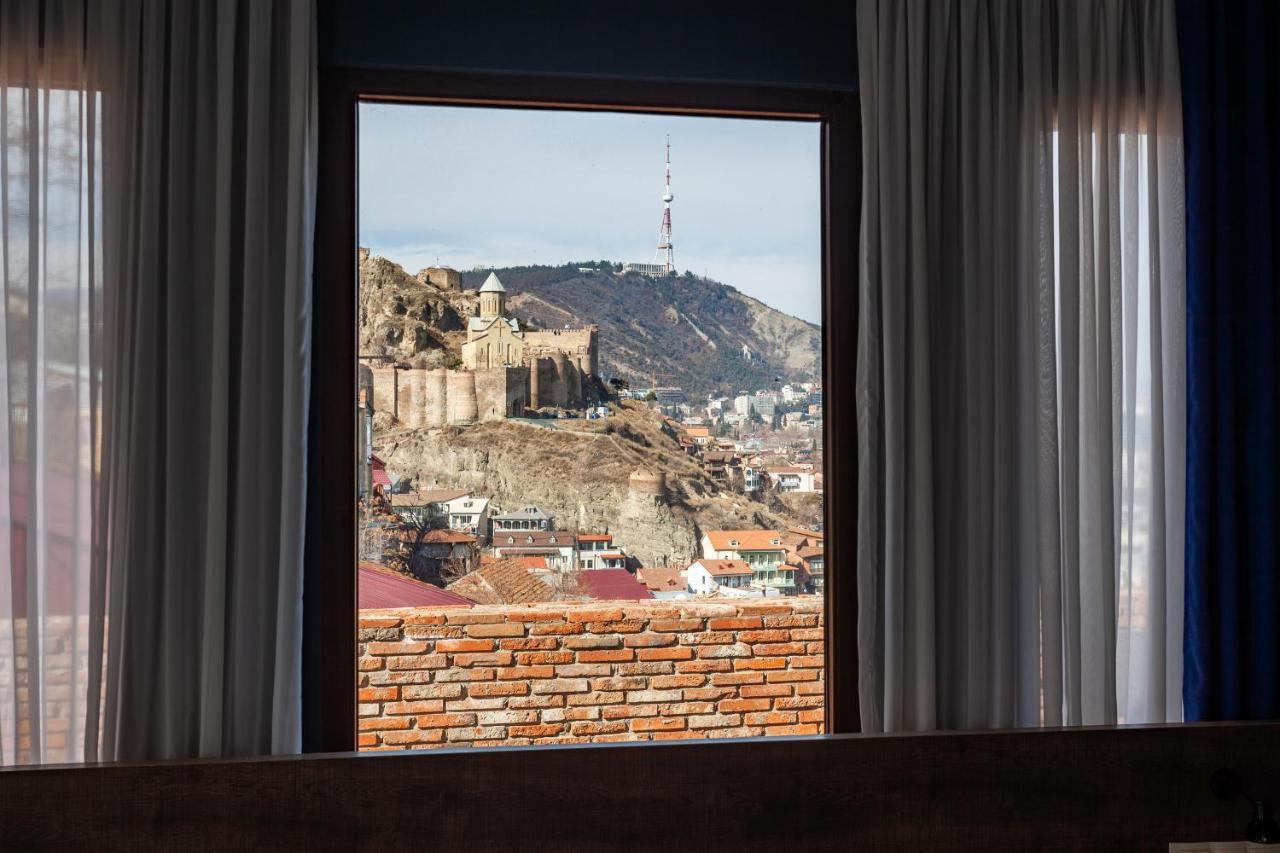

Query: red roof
[370,454,392,488]
[576,569,653,601]
[358,562,475,609]
[577,533,613,542]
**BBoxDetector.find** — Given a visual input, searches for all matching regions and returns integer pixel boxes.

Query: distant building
[636,566,689,599]
[700,529,795,594]
[686,559,754,594]
[442,495,491,540]
[767,467,818,493]
[491,529,576,572]
[491,505,554,532]
[577,533,626,570]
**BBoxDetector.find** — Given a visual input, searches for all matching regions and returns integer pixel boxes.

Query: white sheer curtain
[1,0,315,765]
[856,0,1184,732]
[0,0,103,766]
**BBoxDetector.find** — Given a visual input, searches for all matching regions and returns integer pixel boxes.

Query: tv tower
[655,136,674,274]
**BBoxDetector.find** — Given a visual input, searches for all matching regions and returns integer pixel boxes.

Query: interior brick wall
[358,599,824,749]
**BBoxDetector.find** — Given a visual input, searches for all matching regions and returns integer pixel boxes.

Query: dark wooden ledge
[2,723,1277,851]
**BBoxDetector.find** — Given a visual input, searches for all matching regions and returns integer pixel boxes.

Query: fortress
[361,271,600,427]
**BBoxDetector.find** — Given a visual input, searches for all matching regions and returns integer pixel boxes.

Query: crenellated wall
[358,599,824,750]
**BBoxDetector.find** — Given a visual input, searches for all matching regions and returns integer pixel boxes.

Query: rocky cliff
[374,401,796,567]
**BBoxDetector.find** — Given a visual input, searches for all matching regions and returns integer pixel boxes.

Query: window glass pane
[356,103,824,749]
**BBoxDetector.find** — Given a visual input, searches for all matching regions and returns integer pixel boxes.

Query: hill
[356,252,821,397]
[464,264,820,398]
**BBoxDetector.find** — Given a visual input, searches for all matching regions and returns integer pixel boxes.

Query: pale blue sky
[358,103,823,325]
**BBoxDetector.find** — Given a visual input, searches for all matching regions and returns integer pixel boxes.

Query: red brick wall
[358,600,824,749]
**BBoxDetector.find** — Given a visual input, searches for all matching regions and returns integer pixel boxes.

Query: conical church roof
[478,272,506,293]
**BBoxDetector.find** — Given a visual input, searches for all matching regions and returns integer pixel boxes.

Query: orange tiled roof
[692,559,754,577]
[705,529,785,552]
[446,558,556,606]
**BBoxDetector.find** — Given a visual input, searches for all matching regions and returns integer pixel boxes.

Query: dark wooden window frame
[311,67,861,751]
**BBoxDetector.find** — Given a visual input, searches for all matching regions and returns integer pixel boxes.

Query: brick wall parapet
[358,599,824,750]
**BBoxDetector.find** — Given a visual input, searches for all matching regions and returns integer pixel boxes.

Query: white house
[491,529,577,572]
[577,533,627,570]
[686,559,754,594]
[442,495,491,541]
[766,467,818,493]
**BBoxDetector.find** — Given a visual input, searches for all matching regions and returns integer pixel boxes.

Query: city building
[442,495,491,540]
[686,558,754,593]
[491,505,554,532]
[490,529,577,572]
[700,529,795,594]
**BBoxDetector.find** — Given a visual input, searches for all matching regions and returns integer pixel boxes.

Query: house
[441,494,491,540]
[491,529,577,571]
[794,546,824,593]
[389,488,472,524]
[576,533,615,569]
[636,566,689,599]
[700,529,795,594]
[490,505,554,532]
[686,559,754,594]
[767,466,818,493]
[415,529,479,574]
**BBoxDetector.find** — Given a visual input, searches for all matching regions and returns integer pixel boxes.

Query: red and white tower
[655,136,674,274]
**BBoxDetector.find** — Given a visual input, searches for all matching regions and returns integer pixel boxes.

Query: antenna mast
[655,136,674,274]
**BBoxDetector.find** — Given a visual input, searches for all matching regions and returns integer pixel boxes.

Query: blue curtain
[1180,0,1280,721]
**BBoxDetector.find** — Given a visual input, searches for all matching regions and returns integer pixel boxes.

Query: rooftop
[446,558,556,605]
[692,559,754,577]
[358,562,475,609]
[478,271,506,293]
[705,529,786,552]
[576,569,653,601]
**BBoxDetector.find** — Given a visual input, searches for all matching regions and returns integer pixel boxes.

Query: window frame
[311,66,861,752]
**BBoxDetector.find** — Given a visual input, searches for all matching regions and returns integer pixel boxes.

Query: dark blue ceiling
[319,0,857,92]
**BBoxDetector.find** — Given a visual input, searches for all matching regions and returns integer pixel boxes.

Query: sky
[358,103,823,325]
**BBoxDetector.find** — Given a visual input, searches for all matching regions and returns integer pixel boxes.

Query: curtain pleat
[857,0,1185,731]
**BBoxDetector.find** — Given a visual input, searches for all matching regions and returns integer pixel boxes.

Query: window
[352,99,831,750]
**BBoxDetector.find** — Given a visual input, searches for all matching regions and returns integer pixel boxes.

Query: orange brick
[740,684,794,698]
[466,622,526,638]
[624,633,676,648]
[358,686,398,702]
[733,657,787,671]
[650,619,704,632]
[586,620,646,634]
[657,702,714,716]
[402,613,447,626]
[738,629,791,643]
[515,651,574,665]
[684,686,736,702]
[707,617,763,631]
[498,666,555,680]
[651,674,705,689]
[799,709,825,724]
[359,657,384,672]
[502,637,559,651]
[791,655,824,669]
[452,651,514,667]
[384,700,445,715]
[402,684,464,700]
[387,654,448,670]
[417,713,477,728]
[564,635,623,650]
[776,696,823,709]
[380,729,447,745]
[791,628,824,641]
[531,622,584,635]
[570,721,629,736]
[504,611,565,622]
[676,659,733,674]
[745,711,797,726]
[577,649,635,663]
[436,639,495,653]
[767,670,819,683]
[753,642,806,656]
[632,717,686,732]
[762,614,818,628]
[719,698,771,712]
[469,682,529,697]
[359,618,402,629]
[796,681,825,696]
[357,733,378,748]
[445,612,507,625]
[510,724,565,738]
[637,647,694,661]
[565,608,624,622]
[358,717,412,731]
[711,672,765,686]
